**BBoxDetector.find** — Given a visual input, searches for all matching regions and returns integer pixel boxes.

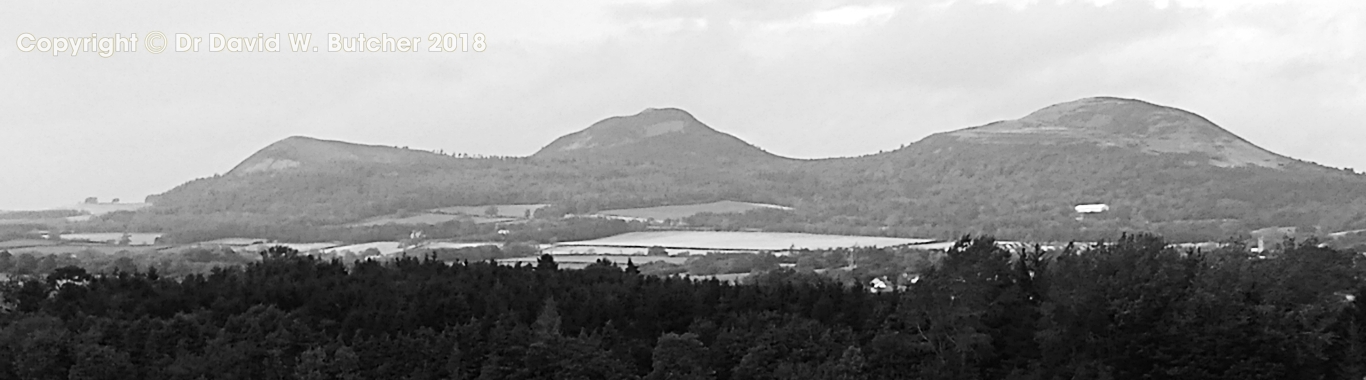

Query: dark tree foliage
[0,234,1363,379]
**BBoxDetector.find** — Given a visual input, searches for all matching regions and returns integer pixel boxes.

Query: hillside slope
[532,108,785,165]
[943,97,1302,169]
[794,97,1362,239]
[227,136,451,176]
[129,98,1366,242]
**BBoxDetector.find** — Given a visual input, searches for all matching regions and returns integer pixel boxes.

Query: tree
[893,236,1012,378]
[294,347,328,380]
[535,254,558,272]
[484,205,500,217]
[261,245,301,260]
[67,344,133,380]
[445,342,468,380]
[361,247,382,258]
[12,253,37,274]
[533,298,562,340]
[823,346,867,380]
[13,326,71,380]
[646,333,712,380]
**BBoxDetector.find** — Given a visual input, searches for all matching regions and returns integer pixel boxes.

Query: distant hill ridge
[233,97,1307,170]
[227,136,449,176]
[531,107,783,164]
[942,97,1297,168]
[136,96,1366,242]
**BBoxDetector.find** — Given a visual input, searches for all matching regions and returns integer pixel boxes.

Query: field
[552,231,933,255]
[0,239,59,249]
[0,203,150,225]
[323,242,407,255]
[0,218,69,225]
[422,242,503,250]
[61,202,152,215]
[429,204,549,218]
[347,213,517,227]
[192,238,270,246]
[497,254,688,269]
[61,232,163,245]
[239,242,343,253]
[593,200,791,221]
[346,203,548,227]
[6,245,166,255]
[542,246,669,255]
[311,241,528,256]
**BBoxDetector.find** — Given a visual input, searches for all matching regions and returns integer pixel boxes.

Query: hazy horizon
[2,0,1363,210]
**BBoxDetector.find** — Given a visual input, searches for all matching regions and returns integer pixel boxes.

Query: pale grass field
[556,231,932,252]
[594,201,791,221]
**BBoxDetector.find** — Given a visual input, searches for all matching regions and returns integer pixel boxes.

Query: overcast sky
[0,0,1362,210]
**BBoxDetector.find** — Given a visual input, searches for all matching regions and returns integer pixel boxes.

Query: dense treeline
[0,248,256,279]
[0,210,84,220]
[0,225,47,242]
[1,234,1363,379]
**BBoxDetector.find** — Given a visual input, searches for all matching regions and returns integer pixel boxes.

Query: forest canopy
[1,234,1363,379]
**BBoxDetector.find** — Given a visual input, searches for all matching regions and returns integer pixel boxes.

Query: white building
[869,277,892,293]
[1074,204,1110,214]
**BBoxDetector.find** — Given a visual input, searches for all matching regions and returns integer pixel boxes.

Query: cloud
[0,0,1363,209]
[811,5,899,25]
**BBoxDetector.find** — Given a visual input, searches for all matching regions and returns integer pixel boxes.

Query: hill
[532,108,785,165]
[226,136,452,176]
[116,97,1366,243]
[942,97,1303,169]
[800,97,1364,240]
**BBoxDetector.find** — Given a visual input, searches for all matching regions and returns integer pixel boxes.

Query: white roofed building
[1074,204,1110,214]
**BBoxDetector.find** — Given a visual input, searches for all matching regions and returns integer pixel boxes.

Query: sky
[0,0,1362,210]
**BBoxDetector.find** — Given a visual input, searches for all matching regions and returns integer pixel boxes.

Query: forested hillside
[1,235,1362,379]
[119,98,1366,242]
[802,138,1366,241]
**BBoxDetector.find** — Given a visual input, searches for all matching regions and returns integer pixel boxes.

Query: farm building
[1249,226,1298,253]
[869,278,892,293]
[1074,204,1110,214]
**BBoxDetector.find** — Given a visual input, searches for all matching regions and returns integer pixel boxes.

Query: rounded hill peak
[532,108,780,164]
[943,97,1295,169]
[637,107,697,118]
[1019,97,1196,134]
[227,135,445,176]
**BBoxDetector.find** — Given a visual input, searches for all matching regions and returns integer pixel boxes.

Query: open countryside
[495,254,688,270]
[429,204,549,218]
[347,213,516,227]
[60,232,163,245]
[345,204,549,227]
[3,96,1366,379]
[590,200,792,222]
[547,231,934,255]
